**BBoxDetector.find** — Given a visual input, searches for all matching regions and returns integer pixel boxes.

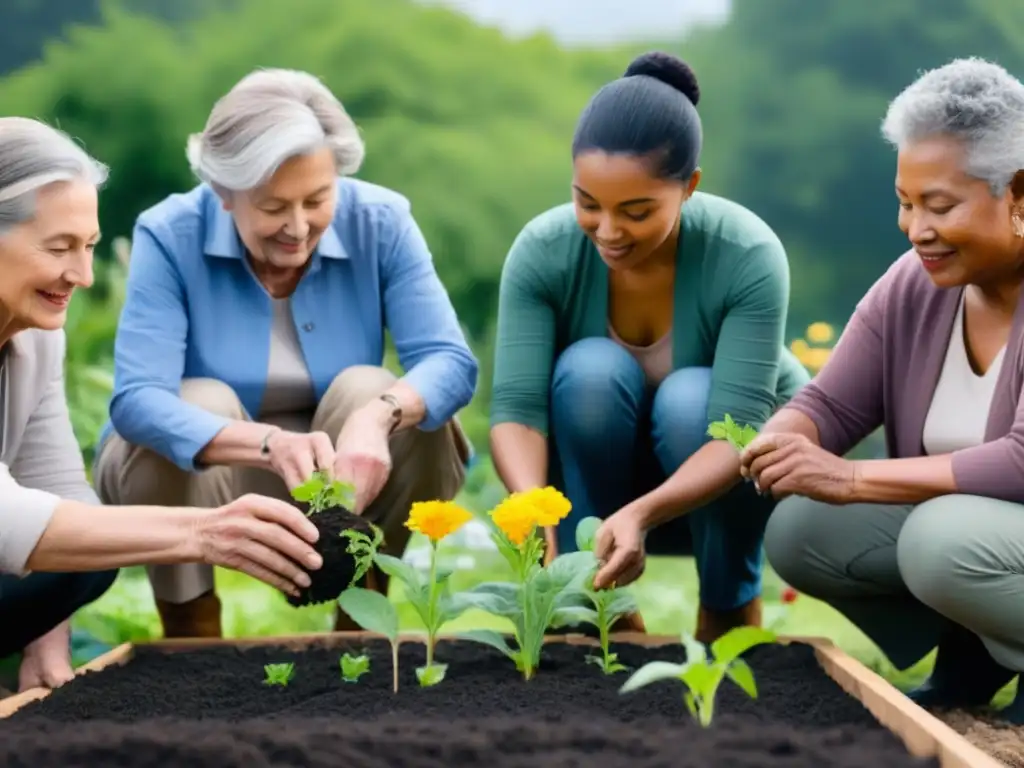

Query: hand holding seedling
[739,432,856,504]
[332,405,394,514]
[200,494,322,598]
[591,505,646,590]
[264,428,336,490]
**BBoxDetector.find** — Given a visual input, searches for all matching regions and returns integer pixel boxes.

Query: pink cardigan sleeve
[951,395,1024,502]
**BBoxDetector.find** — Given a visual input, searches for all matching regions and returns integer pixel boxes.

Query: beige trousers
[94,365,470,604]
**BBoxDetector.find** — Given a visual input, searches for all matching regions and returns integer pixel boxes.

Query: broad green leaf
[620,660,687,694]
[453,581,520,617]
[604,590,639,618]
[545,550,597,591]
[550,605,599,628]
[458,629,515,658]
[415,663,447,687]
[680,662,720,697]
[575,516,602,552]
[374,553,423,592]
[725,658,758,698]
[709,626,777,664]
[290,478,321,502]
[337,587,398,640]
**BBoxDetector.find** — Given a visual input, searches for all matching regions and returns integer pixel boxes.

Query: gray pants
[765,494,1024,672]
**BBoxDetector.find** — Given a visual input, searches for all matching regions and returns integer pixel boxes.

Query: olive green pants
[764,494,1024,672]
[94,365,469,604]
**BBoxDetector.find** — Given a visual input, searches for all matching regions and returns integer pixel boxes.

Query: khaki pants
[94,365,470,604]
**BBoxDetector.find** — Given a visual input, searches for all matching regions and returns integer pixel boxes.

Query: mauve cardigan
[786,250,1024,503]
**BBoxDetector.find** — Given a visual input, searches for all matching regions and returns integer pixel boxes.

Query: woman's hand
[264,429,336,489]
[593,504,647,589]
[196,494,323,597]
[18,621,74,692]
[333,406,393,514]
[740,432,856,504]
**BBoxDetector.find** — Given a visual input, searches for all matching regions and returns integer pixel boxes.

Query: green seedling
[340,523,384,587]
[339,652,371,683]
[263,661,295,687]
[620,626,778,726]
[337,587,401,692]
[291,469,356,515]
[707,414,759,452]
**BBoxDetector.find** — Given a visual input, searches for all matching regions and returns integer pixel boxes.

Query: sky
[421,0,732,46]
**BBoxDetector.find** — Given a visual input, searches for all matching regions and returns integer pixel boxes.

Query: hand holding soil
[264,429,336,490]
[195,494,323,597]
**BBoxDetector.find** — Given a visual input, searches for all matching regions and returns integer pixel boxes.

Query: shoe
[695,596,762,645]
[904,624,1014,710]
[155,589,223,639]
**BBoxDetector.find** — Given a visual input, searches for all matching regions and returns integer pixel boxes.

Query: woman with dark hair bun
[489,52,809,642]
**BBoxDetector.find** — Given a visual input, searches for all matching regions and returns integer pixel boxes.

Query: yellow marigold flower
[490,495,539,546]
[806,321,835,344]
[789,338,810,356]
[405,500,473,543]
[520,486,572,527]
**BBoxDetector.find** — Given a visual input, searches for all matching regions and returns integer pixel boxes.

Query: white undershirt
[922,293,1005,455]
[608,323,674,386]
[259,298,318,433]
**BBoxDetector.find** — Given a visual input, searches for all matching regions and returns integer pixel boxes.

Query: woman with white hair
[93,68,477,638]
[742,57,1024,722]
[0,117,324,694]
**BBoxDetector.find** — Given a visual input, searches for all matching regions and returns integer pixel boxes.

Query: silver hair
[882,57,1024,195]
[0,117,109,236]
[186,68,365,192]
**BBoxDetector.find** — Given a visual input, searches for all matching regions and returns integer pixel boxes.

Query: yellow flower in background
[490,495,539,546]
[405,500,473,543]
[519,486,572,527]
[806,321,834,344]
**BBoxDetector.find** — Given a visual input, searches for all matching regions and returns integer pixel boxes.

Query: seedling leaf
[457,629,516,658]
[339,653,370,683]
[620,660,687,693]
[706,413,759,452]
[263,662,295,687]
[337,587,398,640]
[575,516,602,552]
[709,626,777,663]
[725,658,757,698]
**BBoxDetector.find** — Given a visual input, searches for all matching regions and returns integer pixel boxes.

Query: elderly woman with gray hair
[0,117,324,694]
[740,57,1024,723]
[93,68,477,639]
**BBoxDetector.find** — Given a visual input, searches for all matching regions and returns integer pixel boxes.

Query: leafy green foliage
[263,661,295,687]
[337,587,401,692]
[620,627,778,726]
[706,414,759,452]
[339,652,370,683]
[290,470,356,516]
[340,524,384,587]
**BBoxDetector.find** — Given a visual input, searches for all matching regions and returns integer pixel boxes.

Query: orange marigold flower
[405,500,473,543]
[490,495,539,546]
[520,486,572,527]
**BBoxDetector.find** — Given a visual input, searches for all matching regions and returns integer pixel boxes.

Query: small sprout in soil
[341,523,384,588]
[337,587,401,692]
[457,488,595,681]
[575,516,635,675]
[706,413,759,453]
[339,652,370,683]
[620,626,778,727]
[263,662,295,687]
[291,469,356,516]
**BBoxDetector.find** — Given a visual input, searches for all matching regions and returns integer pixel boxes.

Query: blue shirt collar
[201,186,347,260]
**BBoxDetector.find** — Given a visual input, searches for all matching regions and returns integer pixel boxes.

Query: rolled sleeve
[951,415,1024,503]
[380,207,478,431]
[109,221,231,470]
[0,466,60,575]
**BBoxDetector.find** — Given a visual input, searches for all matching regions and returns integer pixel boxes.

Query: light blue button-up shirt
[99,178,478,472]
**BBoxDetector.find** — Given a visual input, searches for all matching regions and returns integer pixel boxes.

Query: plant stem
[597,600,610,665]
[392,641,399,693]
[426,541,438,670]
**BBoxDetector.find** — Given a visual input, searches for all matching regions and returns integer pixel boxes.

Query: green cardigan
[490,191,808,454]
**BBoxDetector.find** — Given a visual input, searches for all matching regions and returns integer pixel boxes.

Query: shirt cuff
[0,483,60,575]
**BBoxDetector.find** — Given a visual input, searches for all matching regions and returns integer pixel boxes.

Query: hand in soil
[593,505,647,589]
[18,620,74,692]
[200,494,322,597]
[264,429,336,490]
[332,405,393,513]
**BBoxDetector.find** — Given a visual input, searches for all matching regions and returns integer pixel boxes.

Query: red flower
[780,586,799,604]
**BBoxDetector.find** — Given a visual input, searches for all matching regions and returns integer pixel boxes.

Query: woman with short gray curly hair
[0,117,324,696]
[93,68,477,639]
[739,57,1024,723]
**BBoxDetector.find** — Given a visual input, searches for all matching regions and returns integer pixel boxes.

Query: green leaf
[374,553,423,593]
[337,587,398,640]
[339,653,370,683]
[415,663,447,687]
[679,662,720,698]
[290,478,322,502]
[575,516,602,552]
[681,632,708,666]
[457,629,515,658]
[452,581,520,617]
[709,626,777,664]
[619,660,687,694]
[545,550,598,591]
[550,605,599,628]
[603,590,639,618]
[725,658,758,698]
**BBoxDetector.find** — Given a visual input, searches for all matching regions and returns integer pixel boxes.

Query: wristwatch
[260,428,280,459]
[379,393,402,434]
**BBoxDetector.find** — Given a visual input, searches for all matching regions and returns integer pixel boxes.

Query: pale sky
[420,0,732,46]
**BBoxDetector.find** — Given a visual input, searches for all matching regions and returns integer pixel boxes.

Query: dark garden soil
[286,505,372,607]
[0,639,939,767]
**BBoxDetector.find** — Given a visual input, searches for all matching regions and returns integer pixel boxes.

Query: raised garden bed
[0,631,1001,768]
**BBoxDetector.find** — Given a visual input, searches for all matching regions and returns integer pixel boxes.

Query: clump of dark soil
[0,639,939,767]
[285,505,372,607]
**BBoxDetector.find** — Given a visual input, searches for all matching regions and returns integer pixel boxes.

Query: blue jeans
[550,337,776,611]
